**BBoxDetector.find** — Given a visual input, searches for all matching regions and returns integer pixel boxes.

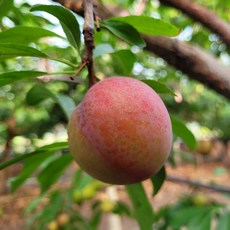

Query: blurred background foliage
[0,0,230,229]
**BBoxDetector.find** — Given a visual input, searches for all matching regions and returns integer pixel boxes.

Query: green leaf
[171,115,197,150]
[170,206,211,228]
[191,213,211,230]
[142,79,175,95]
[110,49,136,75]
[0,70,77,88]
[38,153,73,193]
[0,71,48,87]
[152,206,170,224]
[0,43,77,67]
[10,151,53,192]
[73,172,94,190]
[0,43,48,59]
[216,211,230,230]
[111,16,180,36]
[101,20,146,47]
[24,196,44,214]
[0,141,68,171]
[26,84,54,105]
[89,211,102,229]
[39,142,69,151]
[31,4,81,51]
[26,85,76,120]
[39,190,63,222]
[150,166,166,196]
[114,202,131,216]
[0,0,14,21]
[126,183,154,230]
[55,94,76,119]
[0,26,64,44]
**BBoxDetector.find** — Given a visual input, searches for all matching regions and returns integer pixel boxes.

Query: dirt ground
[1,148,230,230]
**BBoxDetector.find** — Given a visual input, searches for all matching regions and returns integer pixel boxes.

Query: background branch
[144,35,230,99]
[167,175,230,194]
[159,0,230,49]
[53,0,230,99]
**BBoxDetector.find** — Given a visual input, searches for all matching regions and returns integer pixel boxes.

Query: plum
[68,76,172,184]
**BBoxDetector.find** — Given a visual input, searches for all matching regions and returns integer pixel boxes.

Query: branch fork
[71,0,98,87]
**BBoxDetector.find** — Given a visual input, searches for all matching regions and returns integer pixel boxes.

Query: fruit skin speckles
[68,76,172,184]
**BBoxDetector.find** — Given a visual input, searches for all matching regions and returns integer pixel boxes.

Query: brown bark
[53,0,230,99]
[167,175,230,194]
[159,0,230,49]
[144,36,230,99]
[83,0,96,87]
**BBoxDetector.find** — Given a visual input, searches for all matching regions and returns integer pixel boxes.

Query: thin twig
[70,61,87,80]
[83,0,96,87]
[94,14,101,32]
[167,175,230,194]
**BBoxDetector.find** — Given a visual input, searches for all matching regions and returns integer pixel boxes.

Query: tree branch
[82,0,96,87]
[53,0,230,99]
[53,0,96,87]
[144,35,230,99]
[159,0,230,49]
[167,175,230,194]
